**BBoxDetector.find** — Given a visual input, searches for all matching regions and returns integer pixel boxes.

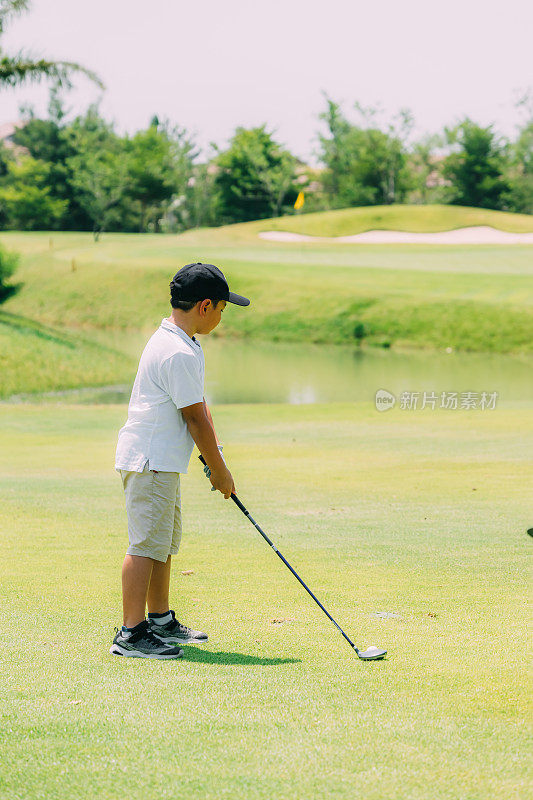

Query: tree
[408,133,445,204]
[67,150,128,241]
[188,162,220,228]
[2,99,200,234]
[0,241,20,303]
[65,107,128,240]
[442,119,510,209]
[502,92,533,214]
[0,139,14,227]
[161,160,220,232]
[12,88,91,229]
[0,155,67,228]
[318,98,414,207]
[215,126,297,223]
[0,138,12,177]
[505,121,533,214]
[125,120,196,232]
[0,0,103,90]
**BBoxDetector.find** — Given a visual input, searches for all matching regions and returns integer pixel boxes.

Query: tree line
[0,89,530,238]
[0,0,531,238]
[0,0,531,307]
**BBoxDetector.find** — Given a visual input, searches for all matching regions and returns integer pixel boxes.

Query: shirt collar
[160,317,200,347]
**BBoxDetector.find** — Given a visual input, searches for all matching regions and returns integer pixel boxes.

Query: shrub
[0,244,22,304]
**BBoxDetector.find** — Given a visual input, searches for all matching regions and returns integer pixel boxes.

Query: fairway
[1,401,530,800]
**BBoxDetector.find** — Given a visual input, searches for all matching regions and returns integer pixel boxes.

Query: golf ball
[366,646,379,651]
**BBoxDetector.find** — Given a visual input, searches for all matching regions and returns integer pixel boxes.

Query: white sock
[148,611,172,626]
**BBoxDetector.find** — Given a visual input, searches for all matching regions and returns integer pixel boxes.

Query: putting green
[1,401,530,799]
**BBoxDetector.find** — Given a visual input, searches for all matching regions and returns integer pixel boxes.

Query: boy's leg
[147,555,172,614]
[122,554,154,628]
[147,475,180,614]
[113,468,183,658]
[119,466,177,625]
[146,479,208,644]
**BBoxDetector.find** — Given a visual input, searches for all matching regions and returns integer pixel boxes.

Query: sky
[1,0,532,163]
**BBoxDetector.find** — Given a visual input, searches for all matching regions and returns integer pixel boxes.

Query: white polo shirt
[115,318,205,473]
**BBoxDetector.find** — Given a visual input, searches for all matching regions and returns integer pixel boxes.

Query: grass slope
[0,205,532,397]
[0,311,133,397]
[234,204,533,237]
[0,401,530,799]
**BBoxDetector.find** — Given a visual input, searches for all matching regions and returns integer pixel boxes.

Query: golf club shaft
[198,454,359,653]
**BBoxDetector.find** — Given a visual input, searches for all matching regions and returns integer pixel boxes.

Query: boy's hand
[209,465,235,499]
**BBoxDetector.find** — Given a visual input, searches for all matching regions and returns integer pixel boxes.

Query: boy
[111,262,250,658]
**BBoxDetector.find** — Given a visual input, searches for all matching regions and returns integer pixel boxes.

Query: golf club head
[357,646,387,661]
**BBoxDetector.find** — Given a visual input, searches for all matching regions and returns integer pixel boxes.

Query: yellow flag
[294,191,305,210]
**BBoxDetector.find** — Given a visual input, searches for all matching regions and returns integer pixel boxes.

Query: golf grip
[198,454,358,653]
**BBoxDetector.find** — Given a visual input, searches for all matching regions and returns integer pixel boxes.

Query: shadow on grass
[0,310,125,355]
[0,309,76,348]
[182,647,300,666]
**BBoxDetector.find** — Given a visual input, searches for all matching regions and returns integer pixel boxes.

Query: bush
[0,244,22,304]
[353,322,366,342]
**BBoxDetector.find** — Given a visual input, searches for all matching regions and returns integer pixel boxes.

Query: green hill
[0,205,532,397]
[236,204,533,238]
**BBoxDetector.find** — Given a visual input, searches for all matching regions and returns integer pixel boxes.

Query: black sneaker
[110,620,184,659]
[149,610,208,645]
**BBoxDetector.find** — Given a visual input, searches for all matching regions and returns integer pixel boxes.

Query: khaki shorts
[119,463,181,563]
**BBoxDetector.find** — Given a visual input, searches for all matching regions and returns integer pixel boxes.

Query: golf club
[199,455,387,661]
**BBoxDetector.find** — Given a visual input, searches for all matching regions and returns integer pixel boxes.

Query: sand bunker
[259,226,533,245]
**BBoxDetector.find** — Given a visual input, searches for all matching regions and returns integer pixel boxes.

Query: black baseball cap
[170,262,250,307]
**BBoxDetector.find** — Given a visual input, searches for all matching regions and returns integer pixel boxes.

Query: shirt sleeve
[159,352,204,410]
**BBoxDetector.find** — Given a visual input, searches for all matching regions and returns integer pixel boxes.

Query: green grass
[1,401,530,799]
[0,205,532,398]
[0,311,134,397]
[246,203,533,237]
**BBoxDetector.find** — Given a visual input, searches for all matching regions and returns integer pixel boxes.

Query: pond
[10,335,532,408]
[202,339,532,408]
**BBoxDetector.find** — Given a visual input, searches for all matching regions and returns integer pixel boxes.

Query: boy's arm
[203,397,220,445]
[181,401,234,498]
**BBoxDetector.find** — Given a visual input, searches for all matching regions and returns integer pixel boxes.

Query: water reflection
[202,338,532,407]
[6,337,532,406]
